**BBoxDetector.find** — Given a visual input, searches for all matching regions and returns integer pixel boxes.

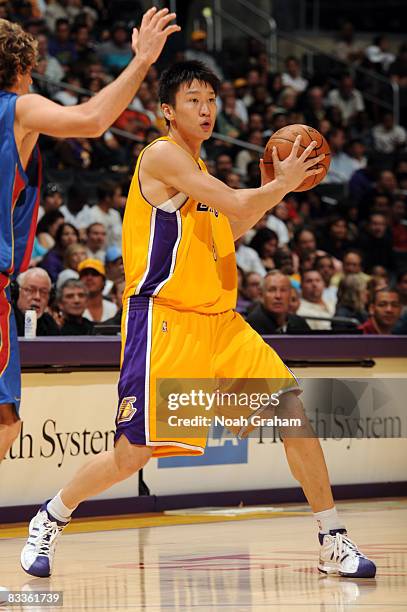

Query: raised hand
[271,135,325,193]
[132,7,180,66]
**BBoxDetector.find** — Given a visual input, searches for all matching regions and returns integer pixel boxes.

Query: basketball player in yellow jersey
[22,61,375,579]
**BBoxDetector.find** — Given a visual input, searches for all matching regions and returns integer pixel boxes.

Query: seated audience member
[326,75,365,127]
[13,268,59,336]
[60,185,93,233]
[236,267,248,315]
[359,288,402,334]
[297,270,336,330]
[274,247,301,289]
[324,128,357,183]
[102,280,126,327]
[315,255,337,304]
[289,286,301,314]
[370,265,390,284]
[85,222,107,262]
[40,223,80,284]
[57,279,94,335]
[103,245,124,296]
[333,274,368,329]
[35,209,65,252]
[292,227,328,274]
[319,216,353,260]
[396,270,407,314]
[56,243,88,289]
[87,181,123,249]
[78,259,118,323]
[235,238,266,277]
[391,199,407,255]
[366,276,389,306]
[393,311,407,334]
[237,271,262,317]
[266,204,290,246]
[372,112,406,154]
[247,271,311,334]
[97,21,132,74]
[38,183,64,221]
[282,56,308,93]
[249,228,279,272]
[357,213,394,272]
[224,172,242,189]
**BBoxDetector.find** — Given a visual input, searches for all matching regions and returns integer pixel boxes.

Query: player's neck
[5,85,21,95]
[168,128,202,160]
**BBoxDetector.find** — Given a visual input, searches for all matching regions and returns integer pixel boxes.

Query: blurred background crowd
[2,0,407,335]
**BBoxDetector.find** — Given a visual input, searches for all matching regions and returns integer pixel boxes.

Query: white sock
[47,490,76,522]
[314,506,345,533]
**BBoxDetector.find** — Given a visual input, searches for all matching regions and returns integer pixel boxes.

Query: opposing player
[21,61,376,579]
[0,9,179,462]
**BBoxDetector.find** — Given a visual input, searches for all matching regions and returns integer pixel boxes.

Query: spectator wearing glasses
[13,268,59,336]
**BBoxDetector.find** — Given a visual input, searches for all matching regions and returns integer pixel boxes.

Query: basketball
[263,124,331,191]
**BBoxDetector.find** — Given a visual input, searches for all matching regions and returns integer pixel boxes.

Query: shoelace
[332,532,365,563]
[28,517,62,556]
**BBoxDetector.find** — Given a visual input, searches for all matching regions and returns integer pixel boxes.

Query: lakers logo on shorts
[117,396,137,424]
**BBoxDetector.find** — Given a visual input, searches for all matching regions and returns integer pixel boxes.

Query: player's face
[169,80,217,140]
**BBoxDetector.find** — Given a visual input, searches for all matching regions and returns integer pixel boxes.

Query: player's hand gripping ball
[263,124,331,191]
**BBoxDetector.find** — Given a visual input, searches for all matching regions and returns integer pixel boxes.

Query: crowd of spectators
[3,0,406,335]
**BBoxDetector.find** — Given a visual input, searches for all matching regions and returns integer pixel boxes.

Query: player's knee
[0,419,21,447]
[115,443,152,479]
[276,393,315,439]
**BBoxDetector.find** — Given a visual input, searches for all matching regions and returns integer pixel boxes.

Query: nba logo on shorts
[162,321,168,332]
[117,396,137,424]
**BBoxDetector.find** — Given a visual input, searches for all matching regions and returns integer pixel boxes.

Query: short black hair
[159,60,220,107]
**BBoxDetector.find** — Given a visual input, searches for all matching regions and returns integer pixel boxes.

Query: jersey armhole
[137,142,189,212]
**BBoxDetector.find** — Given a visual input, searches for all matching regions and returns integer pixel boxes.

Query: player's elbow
[86,113,105,138]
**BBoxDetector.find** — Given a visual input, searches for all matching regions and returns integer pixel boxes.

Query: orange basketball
[263,124,330,192]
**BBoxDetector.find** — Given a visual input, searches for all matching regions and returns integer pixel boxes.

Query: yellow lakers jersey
[122,137,237,314]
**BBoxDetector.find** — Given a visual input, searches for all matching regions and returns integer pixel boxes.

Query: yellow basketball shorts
[115,296,298,457]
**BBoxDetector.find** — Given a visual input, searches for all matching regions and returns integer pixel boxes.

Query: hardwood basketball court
[0,498,406,611]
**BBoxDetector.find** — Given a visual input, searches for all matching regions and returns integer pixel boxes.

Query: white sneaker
[21,502,70,577]
[318,529,376,578]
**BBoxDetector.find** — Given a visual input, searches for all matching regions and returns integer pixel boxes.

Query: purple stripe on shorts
[115,298,150,446]
[139,209,179,296]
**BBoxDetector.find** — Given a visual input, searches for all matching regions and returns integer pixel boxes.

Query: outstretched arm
[15,8,180,139]
[144,137,324,230]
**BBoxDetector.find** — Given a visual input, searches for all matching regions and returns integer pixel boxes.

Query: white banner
[1,370,406,508]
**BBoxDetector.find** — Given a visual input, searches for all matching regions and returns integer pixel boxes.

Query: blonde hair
[63,243,87,268]
[337,274,366,312]
[0,18,38,90]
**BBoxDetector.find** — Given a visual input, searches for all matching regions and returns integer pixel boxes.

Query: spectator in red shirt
[359,288,402,334]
